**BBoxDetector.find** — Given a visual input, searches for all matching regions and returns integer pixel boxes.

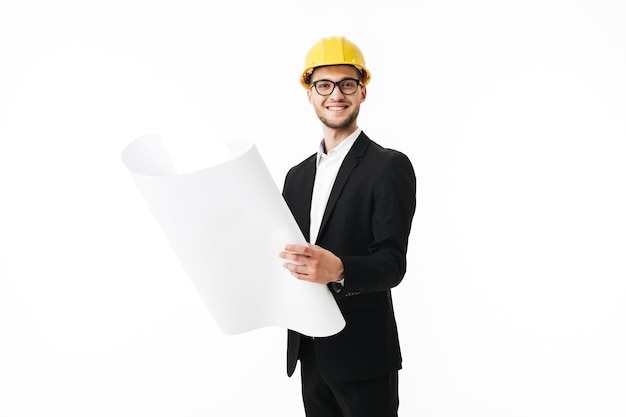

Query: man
[279,36,416,417]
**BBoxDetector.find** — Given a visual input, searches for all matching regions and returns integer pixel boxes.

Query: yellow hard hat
[300,36,371,89]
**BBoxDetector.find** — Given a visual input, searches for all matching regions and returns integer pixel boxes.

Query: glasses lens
[339,79,358,94]
[314,81,333,95]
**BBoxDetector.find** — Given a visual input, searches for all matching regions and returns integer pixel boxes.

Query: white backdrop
[1,1,625,416]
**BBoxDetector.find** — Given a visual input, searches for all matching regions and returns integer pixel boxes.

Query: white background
[1,0,625,416]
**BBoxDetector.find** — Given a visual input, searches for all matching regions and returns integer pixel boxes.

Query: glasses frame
[310,78,363,96]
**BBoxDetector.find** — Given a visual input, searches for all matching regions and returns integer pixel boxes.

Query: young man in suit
[279,36,416,417]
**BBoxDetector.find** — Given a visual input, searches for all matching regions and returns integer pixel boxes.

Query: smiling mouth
[327,106,347,112]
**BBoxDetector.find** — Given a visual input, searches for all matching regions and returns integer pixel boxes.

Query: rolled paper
[121,134,345,336]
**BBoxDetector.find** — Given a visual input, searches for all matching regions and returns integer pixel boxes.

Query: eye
[340,80,357,89]
[316,81,332,90]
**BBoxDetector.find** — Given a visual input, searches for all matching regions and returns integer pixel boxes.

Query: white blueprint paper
[121,134,345,337]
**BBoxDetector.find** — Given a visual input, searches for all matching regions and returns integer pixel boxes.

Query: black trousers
[299,337,399,417]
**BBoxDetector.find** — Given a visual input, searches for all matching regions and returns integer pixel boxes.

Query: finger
[286,262,309,275]
[279,251,295,260]
[285,267,307,280]
[292,270,310,281]
[280,252,307,267]
[284,244,311,255]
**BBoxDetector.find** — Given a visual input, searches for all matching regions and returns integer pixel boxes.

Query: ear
[307,89,313,104]
[360,86,367,103]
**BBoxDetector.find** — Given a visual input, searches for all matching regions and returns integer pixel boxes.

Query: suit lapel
[298,157,316,242]
[316,133,370,242]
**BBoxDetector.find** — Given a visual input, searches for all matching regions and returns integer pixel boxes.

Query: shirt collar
[316,128,361,166]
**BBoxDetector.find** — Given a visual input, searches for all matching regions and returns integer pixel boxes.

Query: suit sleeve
[338,151,416,294]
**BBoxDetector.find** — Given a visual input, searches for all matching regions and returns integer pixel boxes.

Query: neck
[322,125,357,152]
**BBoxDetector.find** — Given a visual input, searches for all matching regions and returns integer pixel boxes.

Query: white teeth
[328,107,344,111]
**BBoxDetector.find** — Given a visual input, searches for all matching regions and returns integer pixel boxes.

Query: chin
[320,113,358,130]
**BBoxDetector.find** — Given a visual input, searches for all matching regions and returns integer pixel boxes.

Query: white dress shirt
[309,127,361,251]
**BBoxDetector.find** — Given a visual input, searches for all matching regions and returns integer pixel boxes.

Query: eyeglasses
[310,78,363,96]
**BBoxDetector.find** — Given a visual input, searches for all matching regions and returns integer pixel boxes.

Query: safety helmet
[300,36,371,89]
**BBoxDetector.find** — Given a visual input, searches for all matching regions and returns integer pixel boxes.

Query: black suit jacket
[283,132,416,381]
